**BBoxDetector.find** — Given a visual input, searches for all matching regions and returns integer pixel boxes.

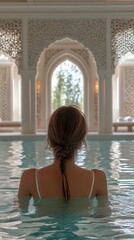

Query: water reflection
[0,140,134,239]
[17,197,111,240]
[110,141,121,180]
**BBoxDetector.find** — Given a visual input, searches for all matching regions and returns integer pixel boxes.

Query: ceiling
[0,0,134,3]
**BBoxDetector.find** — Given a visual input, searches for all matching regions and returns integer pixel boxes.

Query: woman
[18,105,108,206]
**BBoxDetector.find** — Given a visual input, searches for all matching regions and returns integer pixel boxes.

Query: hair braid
[60,157,70,201]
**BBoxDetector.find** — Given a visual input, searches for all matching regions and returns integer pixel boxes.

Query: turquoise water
[0,140,134,239]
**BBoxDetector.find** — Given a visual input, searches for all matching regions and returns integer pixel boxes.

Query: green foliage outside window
[52,60,83,111]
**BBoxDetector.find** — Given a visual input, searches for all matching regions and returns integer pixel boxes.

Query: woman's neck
[53,156,76,166]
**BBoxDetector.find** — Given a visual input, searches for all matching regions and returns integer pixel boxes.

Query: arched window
[51,59,84,112]
[36,38,98,131]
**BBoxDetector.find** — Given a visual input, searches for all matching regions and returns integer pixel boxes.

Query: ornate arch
[36,38,98,131]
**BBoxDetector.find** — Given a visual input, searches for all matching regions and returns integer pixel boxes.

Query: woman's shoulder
[92,169,108,196]
[92,168,106,175]
[78,167,106,177]
[21,168,37,181]
[21,166,49,178]
[83,168,106,177]
[92,168,107,181]
[22,167,36,174]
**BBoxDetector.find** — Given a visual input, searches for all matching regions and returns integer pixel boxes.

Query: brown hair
[47,105,87,201]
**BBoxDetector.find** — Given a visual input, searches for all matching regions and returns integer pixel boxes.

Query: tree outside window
[52,60,84,112]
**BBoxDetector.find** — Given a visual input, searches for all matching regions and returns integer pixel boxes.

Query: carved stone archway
[36,38,98,131]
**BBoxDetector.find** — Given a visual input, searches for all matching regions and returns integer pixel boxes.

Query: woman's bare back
[18,161,108,200]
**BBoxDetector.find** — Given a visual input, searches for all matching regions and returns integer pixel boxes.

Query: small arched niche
[36,38,98,132]
[0,51,21,122]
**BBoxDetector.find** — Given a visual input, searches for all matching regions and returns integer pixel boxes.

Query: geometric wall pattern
[111,20,134,121]
[36,91,41,128]
[28,18,106,70]
[1,16,134,129]
[124,66,134,117]
[43,48,93,66]
[111,19,134,68]
[0,19,22,71]
[0,67,8,120]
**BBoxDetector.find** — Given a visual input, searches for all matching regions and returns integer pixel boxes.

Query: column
[98,71,106,134]
[30,72,36,134]
[119,65,125,116]
[105,71,113,134]
[21,72,36,134]
[103,17,113,134]
[21,18,36,134]
[21,73,31,134]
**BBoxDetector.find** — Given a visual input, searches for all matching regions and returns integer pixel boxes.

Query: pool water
[0,140,134,239]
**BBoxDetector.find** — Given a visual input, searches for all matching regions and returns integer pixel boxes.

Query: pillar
[30,73,36,134]
[98,71,113,134]
[21,72,36,134]
[105,71,113,134]
[98,71,106,134]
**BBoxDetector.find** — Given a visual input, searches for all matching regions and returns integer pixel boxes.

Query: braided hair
[47,105,87,201]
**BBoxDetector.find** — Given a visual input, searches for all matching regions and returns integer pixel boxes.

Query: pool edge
[0,132,134,140]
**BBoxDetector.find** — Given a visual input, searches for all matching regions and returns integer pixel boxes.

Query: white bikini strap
[89,170,95,198]
[35,169,41,199]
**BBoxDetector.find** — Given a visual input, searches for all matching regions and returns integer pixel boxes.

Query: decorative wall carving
[0,19,22,71]
[44,49,63,65]
[0,67,8,120]
[28,18,106,70]
[71,49,90,65]
[36,37,99,130]
[2,16,134,131]
[36,94,41,128]
[94,92,98,126]
[111,19,134,68]
[124,66,134,117]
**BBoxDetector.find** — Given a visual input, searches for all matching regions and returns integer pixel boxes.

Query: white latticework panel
[124,66,134,117]
[111,19,134,68]
[28,18,106,70]
[0,19,22,71]
[37,94,41,128]
[0,67,8,120]
[44,49,63,65]
[94,92,98,125]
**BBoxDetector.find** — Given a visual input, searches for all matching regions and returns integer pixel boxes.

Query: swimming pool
[0,140,134,239]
